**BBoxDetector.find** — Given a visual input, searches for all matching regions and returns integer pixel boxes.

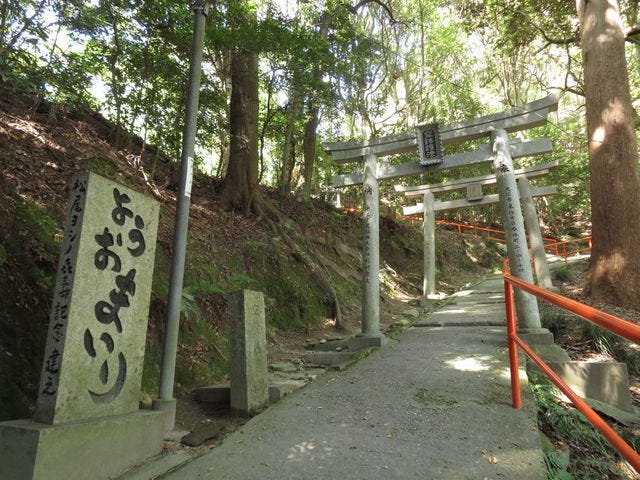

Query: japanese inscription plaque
[34,172,159,424]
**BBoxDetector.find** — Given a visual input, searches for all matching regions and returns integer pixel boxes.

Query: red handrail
[503,263,640,473]
[339,207,592,261]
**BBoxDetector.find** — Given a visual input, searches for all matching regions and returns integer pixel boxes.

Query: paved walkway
[134,275,546,479]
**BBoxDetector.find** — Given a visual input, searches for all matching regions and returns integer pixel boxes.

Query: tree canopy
[5,0,640,306]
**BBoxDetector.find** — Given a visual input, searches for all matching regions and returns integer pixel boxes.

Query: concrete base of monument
[303,351,356,366]
[539,284,560,293]
[517,328,554,345]
[151,397,177,434]
[546,361,639,423]
[421,293,447,303]
[525,343,639,425]
[350,334,388,348]
[194,383,303,405]
[0,410,166,480]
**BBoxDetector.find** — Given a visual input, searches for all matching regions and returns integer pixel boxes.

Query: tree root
[252,193,345,330]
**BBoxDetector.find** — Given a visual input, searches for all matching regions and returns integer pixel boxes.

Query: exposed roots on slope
[251,193,345,331]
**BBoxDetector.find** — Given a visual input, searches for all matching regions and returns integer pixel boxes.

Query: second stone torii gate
[399,161,559,298]
[323,95,558,341]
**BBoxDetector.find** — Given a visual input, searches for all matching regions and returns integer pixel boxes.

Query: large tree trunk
[219,5,344,328]
[279,74,302,200]
[221,46,260,213]
[300,103,320,199]
[300,12,332,200]
[577,0,640,308]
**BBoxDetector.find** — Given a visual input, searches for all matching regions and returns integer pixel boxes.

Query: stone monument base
[350,335,388,349]
[517,329,554,345]
[0,410,166,480]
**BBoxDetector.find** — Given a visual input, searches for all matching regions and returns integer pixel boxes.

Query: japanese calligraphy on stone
[417,123,443,167]
[35,172,159,425]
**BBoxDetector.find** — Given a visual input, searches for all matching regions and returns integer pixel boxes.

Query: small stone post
[517,176,554,290]
[491,129,543,332]
[228,290,269,416]
[423,192,437,297]
[361,153,382,339]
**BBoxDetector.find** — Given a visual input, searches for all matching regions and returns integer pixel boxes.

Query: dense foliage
[10,0,640,232]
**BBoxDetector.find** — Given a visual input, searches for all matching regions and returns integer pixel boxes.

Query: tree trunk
[279,74,302,199]
[301,104,320,199]
[221,46,260,213]
[300,11,332,200]
[577,0,640,308]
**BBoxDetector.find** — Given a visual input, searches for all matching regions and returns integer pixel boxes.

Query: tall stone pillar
[517,176,554,290]
[491,129,543,332]
[361,153,381,339]
[423,192,437,297]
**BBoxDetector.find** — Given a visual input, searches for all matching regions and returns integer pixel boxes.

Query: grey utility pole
[154,0,209,431]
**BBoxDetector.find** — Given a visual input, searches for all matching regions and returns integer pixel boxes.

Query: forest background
[9,0,640,306]
[5,1,640,369]
[2,0,592,212]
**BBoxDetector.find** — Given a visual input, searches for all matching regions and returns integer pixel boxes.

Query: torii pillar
[492,129,551,341]
[517,176,555,291]
[361,153,382,340]
[422,192,437,297]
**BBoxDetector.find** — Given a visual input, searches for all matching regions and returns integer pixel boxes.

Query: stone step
[302,350,356,366]
[194,381,306,405]
[115,451,193,480]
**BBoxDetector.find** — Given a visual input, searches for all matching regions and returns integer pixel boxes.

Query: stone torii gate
[398,161,559,298]
[323,95,558,341]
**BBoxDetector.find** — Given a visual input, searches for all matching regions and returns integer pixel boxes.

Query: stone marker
[466,183,483,201]
[228,290,269,415]
[0,172,164,480]
[34,172,159,424]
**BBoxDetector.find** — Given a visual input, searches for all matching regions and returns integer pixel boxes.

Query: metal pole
[504,278,522,409]
[155,1,209,426]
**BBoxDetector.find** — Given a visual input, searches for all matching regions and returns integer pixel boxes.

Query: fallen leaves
[481,449,499,464]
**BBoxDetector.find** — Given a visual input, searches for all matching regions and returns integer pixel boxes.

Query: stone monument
[228,290,269,416]
[0,172,165,480]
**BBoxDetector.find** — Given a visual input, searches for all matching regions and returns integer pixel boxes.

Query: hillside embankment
[0,90,503,421]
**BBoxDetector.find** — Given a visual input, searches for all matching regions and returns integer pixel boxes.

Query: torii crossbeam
[399,161,559,298]
[323,95,559,341]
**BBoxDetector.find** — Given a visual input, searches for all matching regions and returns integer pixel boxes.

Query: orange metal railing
[503,262,640,473]
[433,219,592,262]
[543,237,593,263]
[434,219,509,244]
[339,207,592,262]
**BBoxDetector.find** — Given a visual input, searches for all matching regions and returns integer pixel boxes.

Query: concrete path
[151,275,547,479]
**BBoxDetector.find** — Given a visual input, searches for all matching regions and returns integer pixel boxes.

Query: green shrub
[530,374,629,479]
[553,265,572,282]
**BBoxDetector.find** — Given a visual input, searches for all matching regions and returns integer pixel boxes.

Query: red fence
[347,207,592,262]
[503,262,640,473]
